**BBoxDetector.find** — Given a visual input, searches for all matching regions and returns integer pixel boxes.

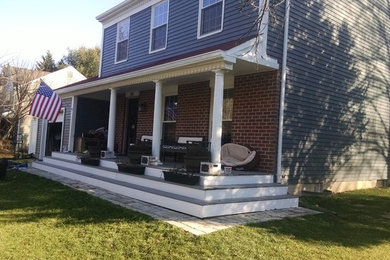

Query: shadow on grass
[248,189,390,248]
[0,170,155,225]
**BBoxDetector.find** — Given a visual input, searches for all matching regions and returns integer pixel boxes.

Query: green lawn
[0,170,389,259]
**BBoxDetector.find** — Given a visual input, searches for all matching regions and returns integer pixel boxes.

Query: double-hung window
[198,0,224,38]
[116,18,130,62]
[150,0,169,52]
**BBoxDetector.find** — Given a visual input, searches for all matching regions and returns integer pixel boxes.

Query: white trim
[197,0,225,39]
[68,96,78,152]
[59,108,65,152]
[57,50,235,96]
[149,0,169,54]
[115,18,130,63]
[98,0,162,29]
[28,117,38,154]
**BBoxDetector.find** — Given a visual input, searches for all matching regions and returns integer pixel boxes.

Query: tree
[62,46,100,78]
[36,50,57,72]
[0,62,48,153]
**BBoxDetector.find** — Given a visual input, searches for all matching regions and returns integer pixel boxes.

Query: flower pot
[117,164,145,175]
[163,171,200,186]
[81,157,100,166]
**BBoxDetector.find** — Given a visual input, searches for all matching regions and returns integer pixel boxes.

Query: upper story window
[150,0,169,52]
[116,18,130,63]
[198,0,224,38]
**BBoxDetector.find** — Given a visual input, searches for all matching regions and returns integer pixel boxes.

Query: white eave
[57,39,279,98]
[97,0,162,28]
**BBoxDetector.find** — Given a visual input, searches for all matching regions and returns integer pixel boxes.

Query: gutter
[276,0,291,183]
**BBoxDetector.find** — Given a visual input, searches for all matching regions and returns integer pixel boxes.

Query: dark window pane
[201,2,222,35]
[116,40,128,62]
[163,122,176,144]
[152,25,167,51]
[164,96,177,121]
[223,88,234,120]
[222,121,232,144]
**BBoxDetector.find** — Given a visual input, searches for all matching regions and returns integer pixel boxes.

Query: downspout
[276,0,291,183]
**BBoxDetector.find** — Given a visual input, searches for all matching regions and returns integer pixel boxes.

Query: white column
[107,88,117,152]
[210,70,225,163]
[68,96,78,152]
[152,80,162,159]
[39,119,48,160]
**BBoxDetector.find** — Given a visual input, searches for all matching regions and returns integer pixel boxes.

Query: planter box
[0,159,8,181]
[184,155,210,173]
[117,164,145,175]
[81,157,100,166]
[163,171,200,186]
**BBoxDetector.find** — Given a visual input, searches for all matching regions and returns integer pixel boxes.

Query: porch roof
[57,38,279,98]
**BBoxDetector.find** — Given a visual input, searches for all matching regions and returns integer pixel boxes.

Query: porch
[32,152,298,218]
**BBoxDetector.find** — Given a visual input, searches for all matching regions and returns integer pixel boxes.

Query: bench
[161,137,207,162]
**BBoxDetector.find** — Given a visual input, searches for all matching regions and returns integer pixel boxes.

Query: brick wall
[115,94,126,153]
[232,71,280,173]
[136,89,155,139]
[176,81,211,139]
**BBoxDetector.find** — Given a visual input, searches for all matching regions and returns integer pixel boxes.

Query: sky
[0,0,124,67]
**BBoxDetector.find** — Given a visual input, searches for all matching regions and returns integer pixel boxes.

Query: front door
[126,99,139,150]
[45,122,62,156]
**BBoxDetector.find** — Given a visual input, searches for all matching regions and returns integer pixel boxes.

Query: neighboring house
[26,66,86,157]
[32,0,389,217]
[0,67,49,152]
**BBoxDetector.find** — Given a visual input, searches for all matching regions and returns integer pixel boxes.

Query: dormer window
[198,0,224,38]
[150,0,169,53]
[116,18,130,62]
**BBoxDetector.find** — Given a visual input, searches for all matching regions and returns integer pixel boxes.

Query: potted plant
[0,159,8,181]
[116,157,145,175]
[78,150,100,166]
[184,144,210,173]
[163,168,200,185]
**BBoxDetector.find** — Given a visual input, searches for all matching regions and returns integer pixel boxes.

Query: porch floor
[108,156,268,176]
[24,167,318,236]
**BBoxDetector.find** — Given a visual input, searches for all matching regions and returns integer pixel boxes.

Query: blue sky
[0,0,124,67]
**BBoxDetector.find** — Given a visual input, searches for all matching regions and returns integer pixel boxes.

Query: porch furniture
[161,137,207,162]
[127,135,152,164]
[221,143,259,170]
[84,137,101,158]
[184,144,211,173]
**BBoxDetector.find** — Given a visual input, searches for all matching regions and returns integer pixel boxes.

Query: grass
[0,170,389,259]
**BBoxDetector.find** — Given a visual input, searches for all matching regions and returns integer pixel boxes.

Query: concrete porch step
[32,160,298,218]
[37,157,289,201]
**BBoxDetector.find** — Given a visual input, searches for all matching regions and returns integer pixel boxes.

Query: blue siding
[281,0,390,184]
[101,0,259,77]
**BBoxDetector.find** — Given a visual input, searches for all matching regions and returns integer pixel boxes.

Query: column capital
[153,80,164,84]
[212,69,227,75]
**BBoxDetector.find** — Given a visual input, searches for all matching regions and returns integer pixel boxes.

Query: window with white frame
[198,0,224,37]
[150,0,169,52]
[116,18,130,62]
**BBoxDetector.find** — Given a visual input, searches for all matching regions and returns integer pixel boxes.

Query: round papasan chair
[221,143,259,170]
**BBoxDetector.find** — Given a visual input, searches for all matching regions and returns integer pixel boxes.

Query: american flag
[29,81,62,122]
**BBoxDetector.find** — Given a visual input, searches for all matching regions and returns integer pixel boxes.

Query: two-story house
[32,0,390,218]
